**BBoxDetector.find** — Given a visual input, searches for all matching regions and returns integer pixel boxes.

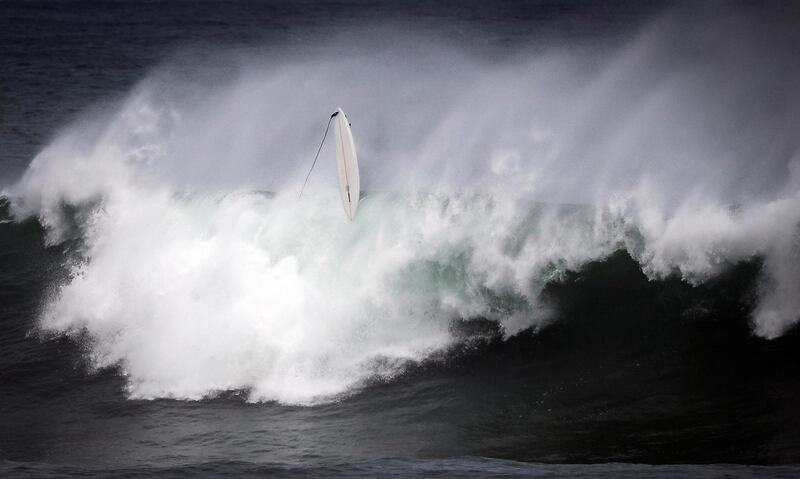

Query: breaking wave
[3,9,800,403]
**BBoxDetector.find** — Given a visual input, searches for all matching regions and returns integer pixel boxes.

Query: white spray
[5,10,800,403]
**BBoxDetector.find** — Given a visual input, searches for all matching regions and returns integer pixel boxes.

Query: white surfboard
[333,108,360,220]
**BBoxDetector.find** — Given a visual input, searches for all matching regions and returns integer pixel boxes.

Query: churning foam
[5,10,800,402]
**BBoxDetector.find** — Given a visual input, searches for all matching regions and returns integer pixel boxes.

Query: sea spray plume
[595,6,800,337]
[4,6,800,402]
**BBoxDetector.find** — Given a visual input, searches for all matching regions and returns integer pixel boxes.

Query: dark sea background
[2,1,800,477]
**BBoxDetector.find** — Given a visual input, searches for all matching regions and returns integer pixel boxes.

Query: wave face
[4,8,800,404]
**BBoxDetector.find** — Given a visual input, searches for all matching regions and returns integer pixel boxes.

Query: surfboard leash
[299,111,339,199]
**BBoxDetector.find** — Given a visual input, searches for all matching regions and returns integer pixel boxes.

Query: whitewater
[3,11,800,406]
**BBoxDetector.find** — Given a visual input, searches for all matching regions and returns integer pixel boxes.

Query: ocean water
[2,1,800,477]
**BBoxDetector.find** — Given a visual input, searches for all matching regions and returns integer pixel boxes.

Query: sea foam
[5,10,800,402]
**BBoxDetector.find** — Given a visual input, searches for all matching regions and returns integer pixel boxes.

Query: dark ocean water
[2,1,800,477]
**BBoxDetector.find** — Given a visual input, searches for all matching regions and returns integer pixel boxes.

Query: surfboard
[333,107,360,220]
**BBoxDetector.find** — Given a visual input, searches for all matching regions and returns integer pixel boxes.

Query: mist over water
[4,6,800,404]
